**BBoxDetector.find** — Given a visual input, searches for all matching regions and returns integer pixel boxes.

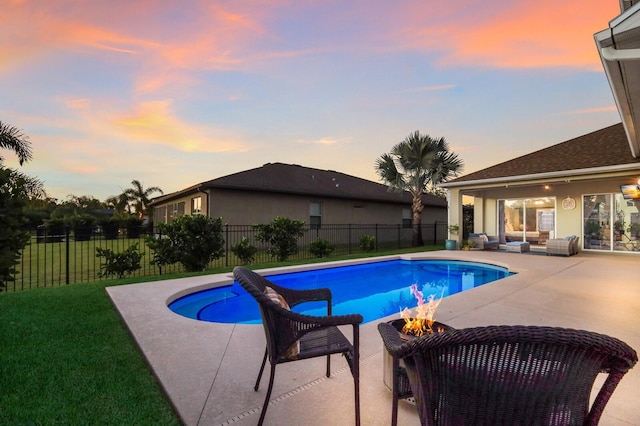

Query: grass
[0,245,442,424]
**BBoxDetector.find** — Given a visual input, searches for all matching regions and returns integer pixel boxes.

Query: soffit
[595,3,640,158]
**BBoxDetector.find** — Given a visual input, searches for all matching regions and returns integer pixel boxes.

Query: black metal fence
[8,221,447,292]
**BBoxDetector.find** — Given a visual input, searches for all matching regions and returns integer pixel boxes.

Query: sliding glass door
[499,198,556,245]
[584,193,640,252]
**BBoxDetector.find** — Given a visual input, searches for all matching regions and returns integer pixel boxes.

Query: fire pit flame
[400,284,445,336]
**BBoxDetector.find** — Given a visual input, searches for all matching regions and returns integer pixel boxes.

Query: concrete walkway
[106,251,640,425]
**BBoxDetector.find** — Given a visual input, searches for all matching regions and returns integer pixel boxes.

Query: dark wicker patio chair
[378,323,637,426]
[234,266,363,426]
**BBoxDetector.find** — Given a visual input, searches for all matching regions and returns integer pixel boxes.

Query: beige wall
[152,188,447,226]
[457,173,640,252]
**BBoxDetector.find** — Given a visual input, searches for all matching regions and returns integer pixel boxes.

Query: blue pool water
[169,259,514,324]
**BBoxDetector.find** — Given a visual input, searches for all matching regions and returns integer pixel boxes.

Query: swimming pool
[169,259,514,324]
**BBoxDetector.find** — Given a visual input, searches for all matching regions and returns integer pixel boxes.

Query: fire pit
[381,283,454,426]
[382,283,454,392]
[382,319,453,391]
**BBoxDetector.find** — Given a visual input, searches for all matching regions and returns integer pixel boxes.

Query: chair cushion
[264,286,300,359]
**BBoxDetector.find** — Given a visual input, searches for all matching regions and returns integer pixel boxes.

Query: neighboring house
[149,162,447,228]
[441,1,640,255]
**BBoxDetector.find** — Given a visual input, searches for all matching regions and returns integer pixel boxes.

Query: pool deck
[106,250,640,426]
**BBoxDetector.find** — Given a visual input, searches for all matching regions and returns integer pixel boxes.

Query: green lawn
[0,245,442,424]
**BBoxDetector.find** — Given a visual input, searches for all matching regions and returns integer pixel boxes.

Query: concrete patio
[106,250,640,426]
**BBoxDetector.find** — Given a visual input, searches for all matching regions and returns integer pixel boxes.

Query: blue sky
[0,0,622,200]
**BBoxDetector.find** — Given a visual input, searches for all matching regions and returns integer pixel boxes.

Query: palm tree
[105,193,133,215]
[124,179,164,219]
[0,120,33,165]
[375,130,464,246]
[0,120,45,199]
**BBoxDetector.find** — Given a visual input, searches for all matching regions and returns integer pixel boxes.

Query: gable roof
[151,162,447,207]
[441,123,640,187]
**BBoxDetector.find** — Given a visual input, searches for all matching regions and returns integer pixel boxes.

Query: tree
[0,168,30,290]
[0,121,39,291]
[0,120,45,200]
[375,131,463,246]
[254,217,306,262]
[0,121,32,165]
[124,179,163,219]
[105,193,132,216]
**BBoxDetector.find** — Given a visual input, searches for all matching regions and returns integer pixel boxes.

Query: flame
[400,284,445,336]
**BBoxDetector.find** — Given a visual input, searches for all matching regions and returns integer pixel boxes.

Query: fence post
[375,224,379,252]
[65,226,70,285]
[225,224,229,267]
[433,221,437,245]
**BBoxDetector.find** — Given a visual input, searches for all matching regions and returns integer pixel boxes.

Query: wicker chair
[547,236,580,256]
[378,323,637,426]
[233,266,363,426]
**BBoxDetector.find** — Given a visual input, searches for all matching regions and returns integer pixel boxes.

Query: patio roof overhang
[439,162,640,190]
[595,1,640,158]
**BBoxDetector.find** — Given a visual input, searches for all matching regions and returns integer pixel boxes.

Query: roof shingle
[449,123,640,183]
[152,162,447,207]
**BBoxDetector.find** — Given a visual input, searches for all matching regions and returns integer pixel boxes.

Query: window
[154,206,167,224]
[168,201,186,221]
[402,209,412,228]
[191,196,202,214]
[310,202,322,230]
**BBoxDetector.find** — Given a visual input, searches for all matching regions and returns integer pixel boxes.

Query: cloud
[398,0,619,70]
[112,100,247,153]
[296,137,352,145]
[561,105,618,115]
[397,84,457,94]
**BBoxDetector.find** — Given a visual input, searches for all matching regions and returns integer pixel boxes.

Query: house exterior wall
[454,173,640,252]
[152,188,447,226]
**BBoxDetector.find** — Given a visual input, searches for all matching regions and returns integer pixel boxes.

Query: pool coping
[106,251,640,426]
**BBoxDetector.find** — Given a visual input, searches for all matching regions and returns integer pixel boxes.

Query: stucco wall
[152,188,447,226]
[467,177,637,243]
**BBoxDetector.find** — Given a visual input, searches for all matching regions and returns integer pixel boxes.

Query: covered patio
[107,251,639,425]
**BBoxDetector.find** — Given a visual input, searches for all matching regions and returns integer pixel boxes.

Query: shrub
[359,234,376,252]
[253,217,306,262]
[70,214,96,241]
[231,237,258,265]
[98,217,121,240]
[0,168,30,291]
[309,238,335,258]
[96,243,144,279]
[126,216,143,238]
[43,217,66,242]
[146,215,225,272]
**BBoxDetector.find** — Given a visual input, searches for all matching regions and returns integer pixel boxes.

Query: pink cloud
[398,0,619,70]
[112,100,247,153]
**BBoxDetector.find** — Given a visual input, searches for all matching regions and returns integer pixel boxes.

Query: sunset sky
[0,0,623,201]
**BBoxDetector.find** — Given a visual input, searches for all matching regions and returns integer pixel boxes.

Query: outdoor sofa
[546,236,579,256]
[468,233,500,250]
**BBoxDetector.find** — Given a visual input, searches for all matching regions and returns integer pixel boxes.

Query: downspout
[196,186,210,217]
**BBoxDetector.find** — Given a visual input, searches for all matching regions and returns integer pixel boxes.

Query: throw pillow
[264,286,300,359]
[481,234,489,242]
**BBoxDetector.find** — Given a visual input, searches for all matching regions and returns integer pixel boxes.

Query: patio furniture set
[470,232,581,256]
[233,266,637,425]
